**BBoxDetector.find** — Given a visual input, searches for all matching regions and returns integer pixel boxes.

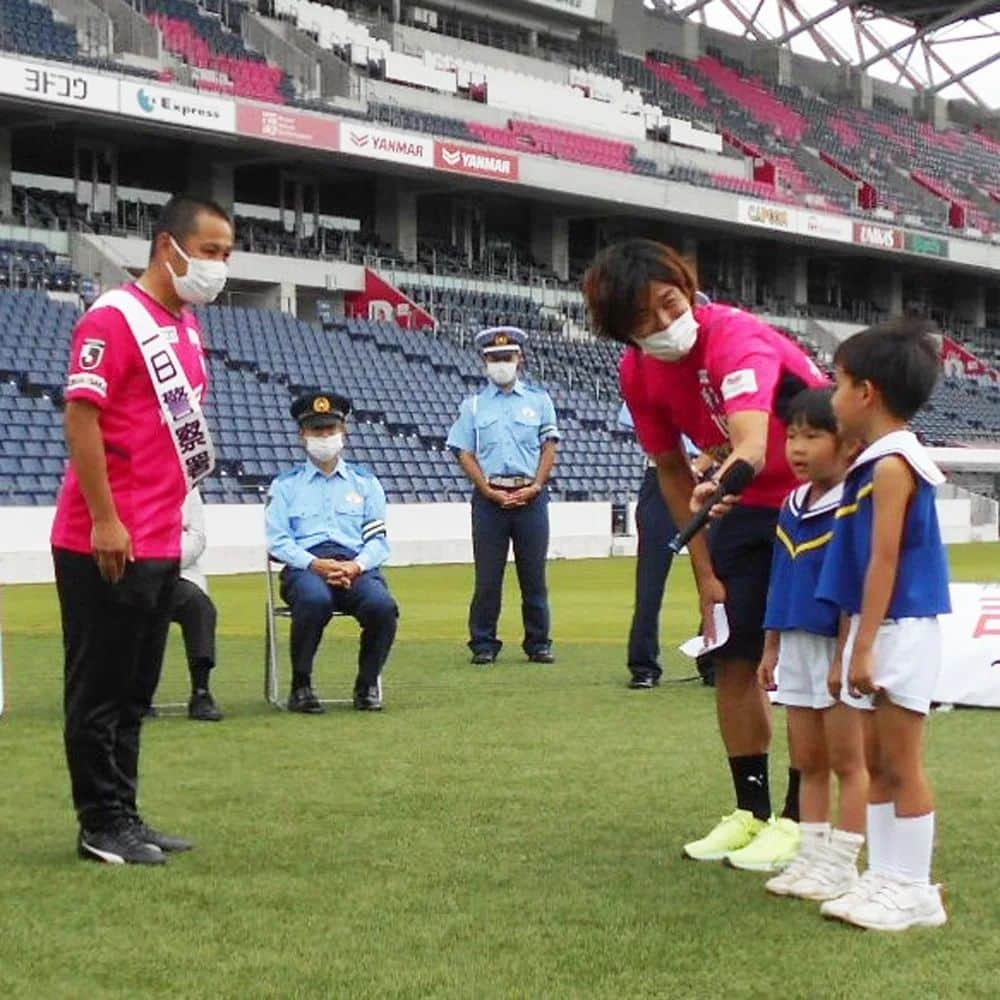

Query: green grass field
[1,544,998,999]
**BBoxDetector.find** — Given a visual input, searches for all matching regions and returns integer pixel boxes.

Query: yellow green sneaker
[682,810,766,862]
[724,817,800,872]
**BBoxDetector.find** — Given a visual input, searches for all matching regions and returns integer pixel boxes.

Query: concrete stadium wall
[0,497,992,586]
[0,501,617,585]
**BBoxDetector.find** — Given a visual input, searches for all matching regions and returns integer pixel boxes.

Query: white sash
[92,288,215,491]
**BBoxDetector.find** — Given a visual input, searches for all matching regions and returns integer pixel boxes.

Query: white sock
[830,828,864,867]
[866,802,895,876]
[798,821,831,859]
[891,812,935,885]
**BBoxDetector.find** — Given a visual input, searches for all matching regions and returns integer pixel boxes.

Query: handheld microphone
[668,459,756,554]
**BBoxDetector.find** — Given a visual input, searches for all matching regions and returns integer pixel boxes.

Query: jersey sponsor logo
[67,371,107,395]
[721,368,759,400]
[79,338,105,370]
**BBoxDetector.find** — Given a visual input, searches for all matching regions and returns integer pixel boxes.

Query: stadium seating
[2,284,998,508]
[0,239,77,292]
[0,0,77,62]
[143,0,294,104]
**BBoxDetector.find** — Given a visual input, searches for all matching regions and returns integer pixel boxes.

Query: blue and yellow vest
[764,482,842,637]
[816,430,951,618]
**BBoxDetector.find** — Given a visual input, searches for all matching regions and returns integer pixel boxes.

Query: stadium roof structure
[646,0,1000,109]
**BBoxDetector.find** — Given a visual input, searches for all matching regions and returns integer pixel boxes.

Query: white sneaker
[839,876,948,932]
[791,857,859,902]
[820,869,885,921]
[765,853,815,896]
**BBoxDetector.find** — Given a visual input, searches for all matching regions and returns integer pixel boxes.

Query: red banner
[345,268,436,330]
[941,336,999,382]
[236,103,339,151]
[433,141,519,182]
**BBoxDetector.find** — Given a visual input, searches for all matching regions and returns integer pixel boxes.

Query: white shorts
[840,615,942,716]
[775,631,837,710]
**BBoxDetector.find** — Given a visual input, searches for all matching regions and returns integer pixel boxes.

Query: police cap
[475,326,526,355]
[290,392,352,429]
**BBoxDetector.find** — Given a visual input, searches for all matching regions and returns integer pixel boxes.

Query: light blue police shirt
[617,403,699,458]
[446,380,560,478]
[265,459,390,571]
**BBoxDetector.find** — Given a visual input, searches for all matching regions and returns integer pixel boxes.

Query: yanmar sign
[853,222,904,250]
[339,125,433,167]
[434,142,518,182]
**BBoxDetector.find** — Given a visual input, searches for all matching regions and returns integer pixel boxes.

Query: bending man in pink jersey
[584,239,828,872]
[52,195,233,866]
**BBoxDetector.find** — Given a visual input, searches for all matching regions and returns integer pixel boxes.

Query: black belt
[488,476,534,489]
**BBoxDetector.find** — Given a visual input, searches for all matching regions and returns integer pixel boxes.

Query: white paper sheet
[678,603,730,658]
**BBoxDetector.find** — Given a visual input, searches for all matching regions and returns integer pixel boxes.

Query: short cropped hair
[150,194,232,260]
[786,387,837,434]
[582,238,698,344]
[833,316,940,421]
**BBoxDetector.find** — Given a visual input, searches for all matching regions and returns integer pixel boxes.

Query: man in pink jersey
[584,239,827,872]
[52,194,233,865]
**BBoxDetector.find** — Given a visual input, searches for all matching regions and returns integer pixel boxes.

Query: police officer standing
[447,328,560,665]
[265,392,399,712]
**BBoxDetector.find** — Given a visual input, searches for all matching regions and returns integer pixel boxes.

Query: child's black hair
[833,316,940,421]
[786,387,837,434]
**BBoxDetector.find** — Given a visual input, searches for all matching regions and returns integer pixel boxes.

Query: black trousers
[54,547,178,832]
[170,578,217,670]
[468,489,551,656]
[280,543,399,687]
[627,467,677,678]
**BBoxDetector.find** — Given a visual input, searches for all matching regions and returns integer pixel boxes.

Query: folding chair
[264,556,353,709]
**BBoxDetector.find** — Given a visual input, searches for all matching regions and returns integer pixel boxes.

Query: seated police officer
[446,328,560,665]
[265,392,398,713]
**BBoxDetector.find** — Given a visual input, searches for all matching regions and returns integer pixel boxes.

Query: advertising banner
[338,124,434,168]
[120,81,235,133]
[345,268,435,330]
[797,210,853,243]
[236,102,339,151]
[0,54,118,112]
[434,141,519,182]
[737,199,796,232]
[941,337,999,382]
[853,221,904,251]
[935,584,1000,707]
[904,231,949,259]
[519,0,598,18]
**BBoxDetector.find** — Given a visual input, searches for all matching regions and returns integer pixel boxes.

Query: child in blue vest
[816,317,951,932]
[757,389,868,903]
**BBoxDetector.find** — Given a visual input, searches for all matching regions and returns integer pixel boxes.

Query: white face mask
[166,236,228,305]
[486,360,518,386]
[635,307,699,362]
[305,433,345,465]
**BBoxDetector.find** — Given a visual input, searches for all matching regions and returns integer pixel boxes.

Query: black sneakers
[188,690,223,722]
[131,820,194,853]
[78,824,167,866]
[528,649,555,664]
[353,684,383,711]
[628,672,661,690]
[470,651,496,665]
[288,685,325,713]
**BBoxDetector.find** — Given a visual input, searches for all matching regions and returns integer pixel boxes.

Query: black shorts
[707,504,779,665]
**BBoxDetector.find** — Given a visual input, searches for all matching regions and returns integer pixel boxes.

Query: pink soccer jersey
[51,284,209,560]
[621,302,828,509]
